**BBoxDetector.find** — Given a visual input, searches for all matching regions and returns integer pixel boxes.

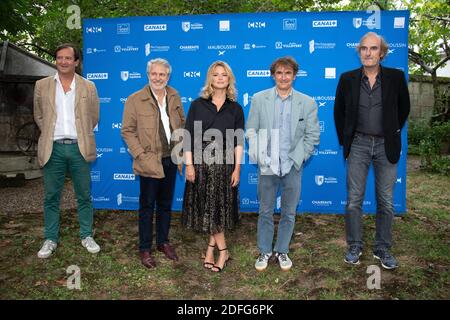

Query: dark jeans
[345,133,398,251]
[138,157,177,252]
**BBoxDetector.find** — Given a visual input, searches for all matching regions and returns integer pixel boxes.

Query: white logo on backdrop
[219,20,230,31]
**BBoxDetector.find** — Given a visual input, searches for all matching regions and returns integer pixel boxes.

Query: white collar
[54,73,76,90]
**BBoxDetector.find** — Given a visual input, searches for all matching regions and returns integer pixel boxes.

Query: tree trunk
[429,71,449,124]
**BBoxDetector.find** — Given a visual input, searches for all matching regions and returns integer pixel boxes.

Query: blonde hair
[357,32,389,61]
[200,61,237,101]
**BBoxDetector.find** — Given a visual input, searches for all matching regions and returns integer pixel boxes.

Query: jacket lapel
[74,74,83,115]
[264,88,276,130]
[380,66,390,115]
[48,77,56,115]
[290,90,302,141]
[351,68,362,109]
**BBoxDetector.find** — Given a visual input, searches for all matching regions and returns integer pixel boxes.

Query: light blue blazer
[245,87,320,175]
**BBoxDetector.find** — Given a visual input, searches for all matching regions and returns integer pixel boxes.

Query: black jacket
[333,66,410,164]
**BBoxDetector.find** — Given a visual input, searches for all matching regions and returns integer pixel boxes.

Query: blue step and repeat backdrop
[83,10,410,214]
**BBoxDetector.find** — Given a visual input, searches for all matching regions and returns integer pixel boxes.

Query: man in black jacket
[334,32,410,269]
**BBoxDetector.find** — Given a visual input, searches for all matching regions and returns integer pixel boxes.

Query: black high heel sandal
[211,248,231,272]
[203,243,215,269]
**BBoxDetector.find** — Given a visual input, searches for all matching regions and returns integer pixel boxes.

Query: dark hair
[54,43,80,61]
[270,56,299,75]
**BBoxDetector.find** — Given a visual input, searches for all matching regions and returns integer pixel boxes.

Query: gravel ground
[1,155,422,215]
[2,178,76,214]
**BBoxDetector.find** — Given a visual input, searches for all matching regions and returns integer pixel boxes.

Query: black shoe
[211,248,231,273]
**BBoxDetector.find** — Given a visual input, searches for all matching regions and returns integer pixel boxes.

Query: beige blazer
[33,73,100,167]
[121,85,185,178]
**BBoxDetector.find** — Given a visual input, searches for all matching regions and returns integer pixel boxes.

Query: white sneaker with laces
[37,240,57,259]
[81,236,100,254]
[255,252,272,271]
[277,253,293,271]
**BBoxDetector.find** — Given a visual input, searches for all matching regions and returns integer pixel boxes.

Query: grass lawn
[0,163,449,300]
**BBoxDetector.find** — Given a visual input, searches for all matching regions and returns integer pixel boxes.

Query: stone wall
[408,75,450,121]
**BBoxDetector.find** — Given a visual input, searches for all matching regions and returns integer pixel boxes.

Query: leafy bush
[408,120,430,147]
[408,120,450,175]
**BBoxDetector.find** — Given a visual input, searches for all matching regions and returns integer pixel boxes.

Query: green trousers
[43,142,93,243]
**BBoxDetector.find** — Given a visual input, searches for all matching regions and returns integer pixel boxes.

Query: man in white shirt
[34,44,100,258]
[122,58,185,268]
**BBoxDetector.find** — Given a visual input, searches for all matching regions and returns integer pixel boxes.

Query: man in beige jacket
[122,58,185,268]
[34,44,100,259]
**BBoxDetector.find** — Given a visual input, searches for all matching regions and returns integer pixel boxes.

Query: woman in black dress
[182,61,244,272]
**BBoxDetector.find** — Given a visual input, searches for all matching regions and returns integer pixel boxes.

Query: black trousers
[138,157,177,252]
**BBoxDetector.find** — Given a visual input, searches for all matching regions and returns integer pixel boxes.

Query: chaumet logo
[144,24,167,31]
[312,200,333,206]
[179,45,200,52]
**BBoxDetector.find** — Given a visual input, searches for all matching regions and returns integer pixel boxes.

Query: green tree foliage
[404,0,449,122]
[0,0,34,36]
[1,0,342,61]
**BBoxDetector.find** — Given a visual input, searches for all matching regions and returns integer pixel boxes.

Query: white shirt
[150,88,171,143]
[53,74,77,140]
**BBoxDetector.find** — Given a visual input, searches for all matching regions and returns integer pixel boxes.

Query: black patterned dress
[181,97,244,234]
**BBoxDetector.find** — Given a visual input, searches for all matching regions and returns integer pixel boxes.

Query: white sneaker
[276,253,293,271]
[255,252,272,271]
[81,236,100,254]
[37,240,57,259]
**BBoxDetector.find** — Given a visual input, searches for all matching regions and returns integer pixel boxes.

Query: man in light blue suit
[246,56,320,271]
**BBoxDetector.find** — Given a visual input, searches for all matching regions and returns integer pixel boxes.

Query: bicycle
[15,121,40,156]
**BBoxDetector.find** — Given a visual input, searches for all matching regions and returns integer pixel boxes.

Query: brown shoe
[157,243,178,261]
[140,251,156,269]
